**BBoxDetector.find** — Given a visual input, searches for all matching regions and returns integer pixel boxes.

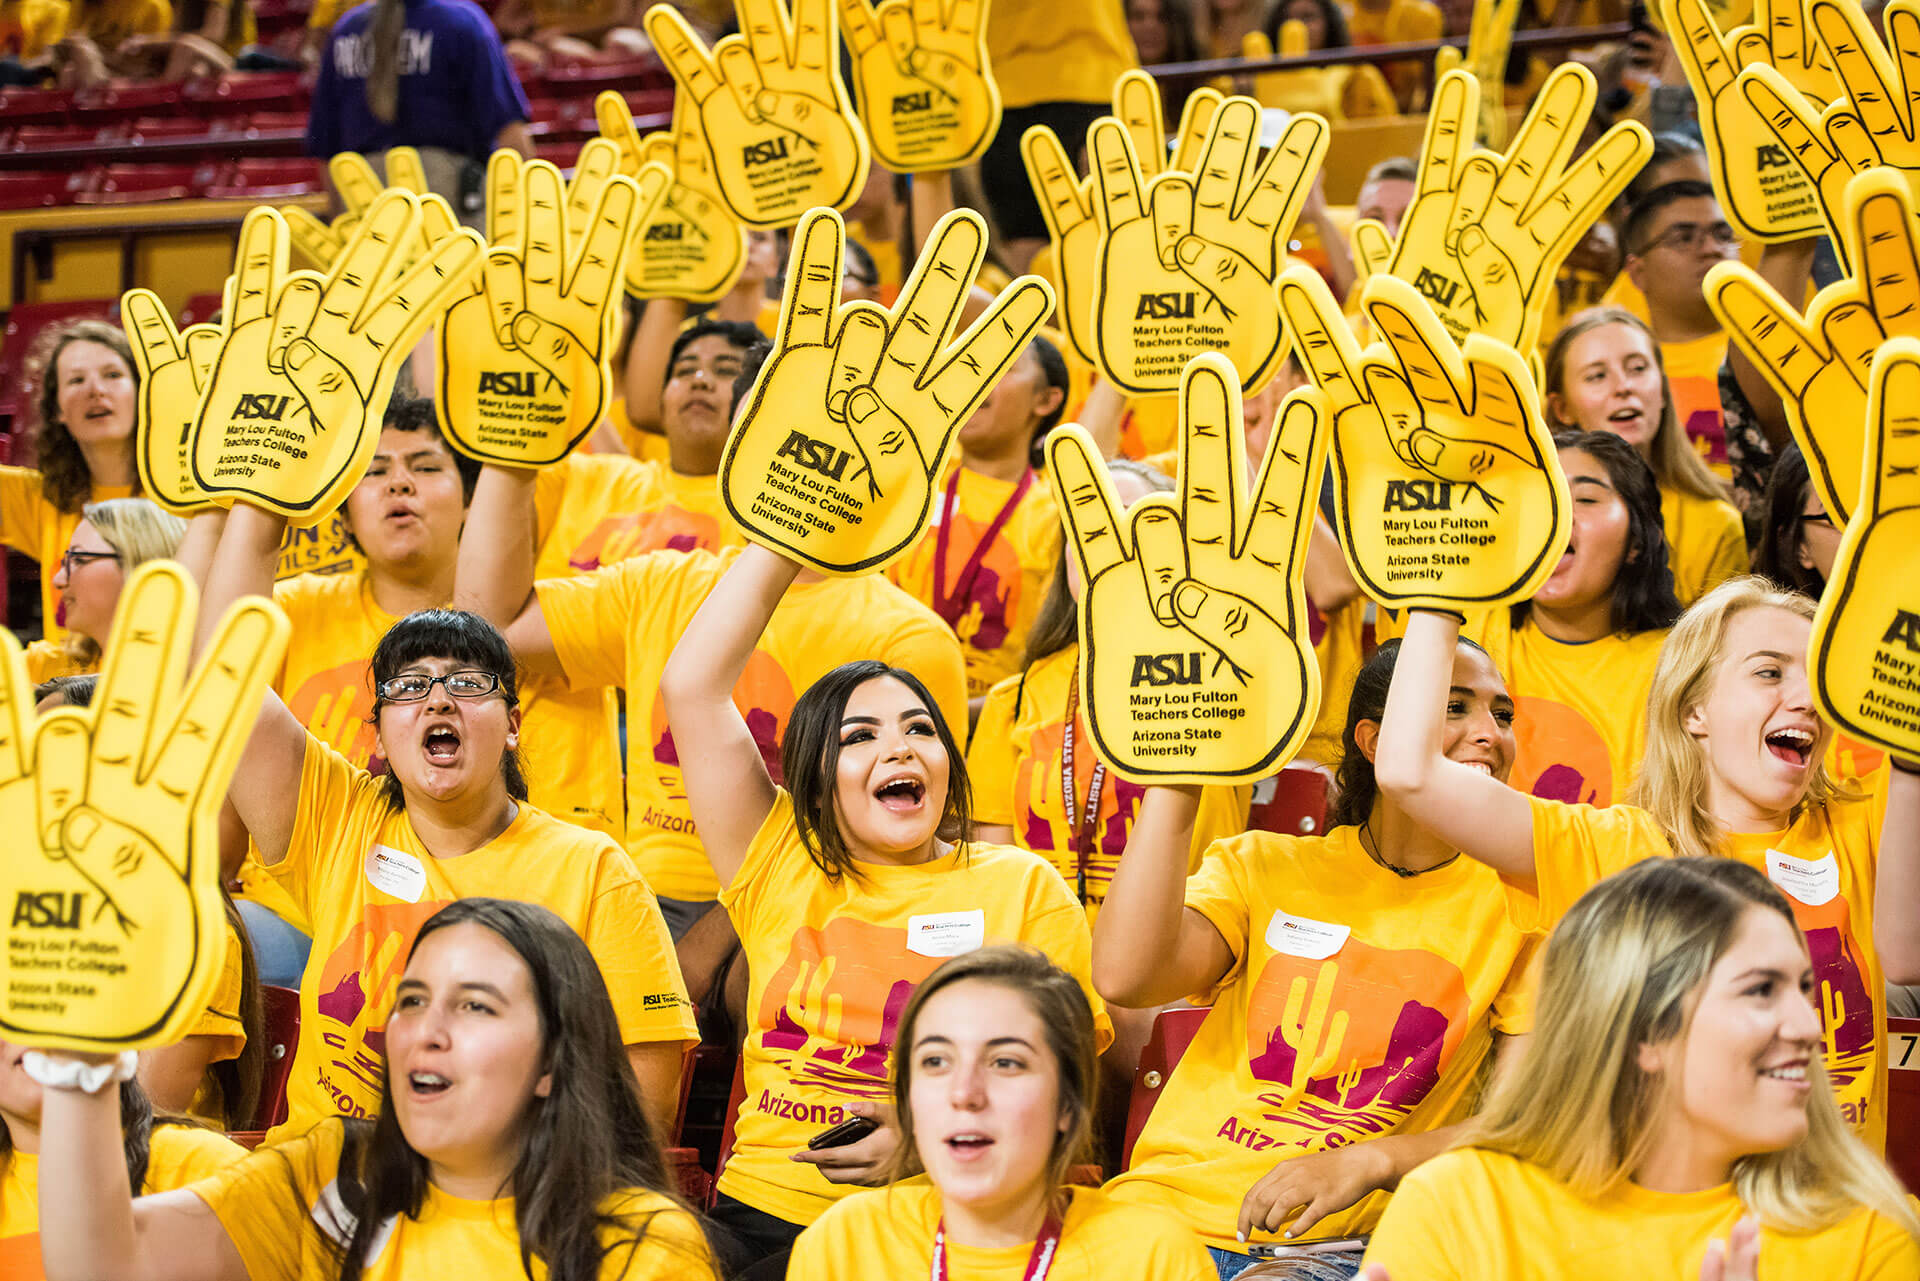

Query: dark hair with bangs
[780,660,972,881]
[1517,430,1681,636]
[368,610,528,809]
[1330,634,1499,830]
[325,898,710,1281]
[666,318,767,383]
[1024,334,1071,471]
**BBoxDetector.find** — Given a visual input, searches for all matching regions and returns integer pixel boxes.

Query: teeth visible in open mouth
[410,1072,450,1090]
[876,778,924,803]
[947,1133,990,1146]
[1766,728,1814,763]
[424,728,460,760]
[1761,1065,1806,1082]
[1460,762,1493,775]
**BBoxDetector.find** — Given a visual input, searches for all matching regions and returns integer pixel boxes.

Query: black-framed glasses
[376,670,503,703]
[1800,511,1837,530]
[57,549,120,575]
[1636,221,1738,255]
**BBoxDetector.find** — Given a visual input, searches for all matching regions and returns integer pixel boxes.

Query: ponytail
[366,0,405,123]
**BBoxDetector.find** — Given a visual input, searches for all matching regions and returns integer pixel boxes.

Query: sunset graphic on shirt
[1510,695,1615,807]
[566,505,724,570]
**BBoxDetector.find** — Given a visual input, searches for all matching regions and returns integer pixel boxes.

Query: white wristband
[20,1050,138,1094]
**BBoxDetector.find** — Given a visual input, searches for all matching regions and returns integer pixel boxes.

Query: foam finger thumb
[1172,578,1268,669]
[283,337,361,430]
[509,312,583,390]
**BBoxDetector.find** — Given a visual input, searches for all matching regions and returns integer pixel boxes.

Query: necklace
[1360,817,1459,878]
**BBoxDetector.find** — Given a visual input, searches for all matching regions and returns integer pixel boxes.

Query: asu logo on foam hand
[595,93,749,304]
[839,0,1000,172]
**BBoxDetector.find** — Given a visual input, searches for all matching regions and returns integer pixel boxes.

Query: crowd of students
[3,1,1920,1279]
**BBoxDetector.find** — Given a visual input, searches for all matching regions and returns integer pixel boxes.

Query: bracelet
[1892,757,1920,776]
[20,1050,138,1094]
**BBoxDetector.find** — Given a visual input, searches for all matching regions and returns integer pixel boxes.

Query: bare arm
[494,119,533,157]
[137,1039,219,1115]
[621,297,687,435]
[627,1042,684,1146]
[453,463,566,681]
[907,170,954,258]
[37,1070,248,1281]
[1076,378,1127,461]
[173,509,227,589]
[1373,610,1537,882]
[1093,786,1236,1007]
[1303,512,1361,615]
[1727,237,1817,454]
[1876,766,1920,984]
[1302,174,1355,305]
[658,544,799,887]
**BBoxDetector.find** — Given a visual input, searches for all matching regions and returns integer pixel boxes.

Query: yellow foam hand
[1022,70,1221,364]
[644,0,870,228]
[1280,264,1570,609]
[596,92,748,302]
[1706,168,1920,524]
[437,157,659,467]
[124,288,223,515]
[721,207,1053,572]
[1090,96,1328,396]
[839,0,999,171]
[192,199,483,523]
[283,148,437,270]
[0,563,288,1050]
[1049,352,1324,784]
[1810,336,1920,759]
[1665,0,1835,241]
[1354,66,1650,353]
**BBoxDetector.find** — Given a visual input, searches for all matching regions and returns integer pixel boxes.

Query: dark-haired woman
[659,542,1112,1268]
[1458,431,1682,808]
[31,898,719,1281]
[790,945,1212,1280]
[1097,640,1537,1278]
[195,497,698,1149]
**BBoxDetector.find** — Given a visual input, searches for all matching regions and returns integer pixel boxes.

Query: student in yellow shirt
[1545,307,1747,605]
[1099,638,1537,1276]
[790,945,1213,1281]
[196,487,699,1146]
[1465,431,1681,808]
[1363,858,1920,1281]
[1375,579,1920,1152]
[29,898,720,1281]
[1,1044,243,1273]
[890,335,1070,705]
[0,0,67,57]
[21,497,184,685]
[655,540,1112,1268]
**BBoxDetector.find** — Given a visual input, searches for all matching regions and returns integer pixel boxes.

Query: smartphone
[806,1115,880,1150]
[1246,1236,1369,1259]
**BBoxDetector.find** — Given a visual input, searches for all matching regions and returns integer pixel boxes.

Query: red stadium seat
[249,984,302,1131]
[1,124,101,150]
[0,297,119,429]
[0,87,74,125]
[1121,1006,1208,1169]
[206,155,326,198]
[120,114,230,142]
[544,58,670,93]
[243,109,312,133]
[1246,765,1331,838]
[71,80,188,124]
[1889,1017,1920,1193]
[711,1054,748,1207]
[74,161,227,203]
[0,169,85,210]
[534,141,583,169]
[183,70,312,117]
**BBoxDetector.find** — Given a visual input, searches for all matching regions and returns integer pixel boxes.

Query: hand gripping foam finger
[643,0,871,228]
[1051,352,1325,784]
[191,197,483,522]
[838,0,1000,172]
[720,206,1054,573]
[437,159,653,467]
[1811,336,1920,758]
[124,287,222,515]
[0,563,290,1050]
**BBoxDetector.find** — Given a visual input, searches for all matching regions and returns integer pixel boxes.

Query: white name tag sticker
[365,844,426,903]
[907,909,986,958]
[1765,848,1840,908]
[1265,910,1351,960]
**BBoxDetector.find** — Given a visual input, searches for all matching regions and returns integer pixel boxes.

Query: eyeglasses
[1636,221,1738,255]
[1800,511,1837,530]
[376,670,503,702]
[58,549,120,575]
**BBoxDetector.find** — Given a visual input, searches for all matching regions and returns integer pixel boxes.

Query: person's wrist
[21,1050,137,1094]
[1890,756,1920,776]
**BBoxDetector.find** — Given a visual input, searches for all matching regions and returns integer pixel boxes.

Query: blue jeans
[1210,1247,1361,1279]
[1210,1248,1255,1279]
[236,899,313,988]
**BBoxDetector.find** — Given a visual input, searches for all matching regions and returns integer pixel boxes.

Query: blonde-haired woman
[1544,307,1747,605]
[24,497,186,683]
[1375,579,1920,1157]
[1364,857,1920,1280]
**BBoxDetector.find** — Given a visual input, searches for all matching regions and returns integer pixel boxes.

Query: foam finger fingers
[150,596,287,818]
[1091,118,1148,230]
[778,208,846,349]
[1150,175,1194,270]
[90,564,192,801]
[1047,425,1131,583]
[268,274,323,374]
[229,206,288,329]
[646,5,724,102]
[1113,68,1167,177]
[1131,496,1189,624]
[828,303,889,419]
[329,151,384,218]
[122,289,183,376]
[1177,352,1245,576]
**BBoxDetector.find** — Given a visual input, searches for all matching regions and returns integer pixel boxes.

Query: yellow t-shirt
[1107,826,1536,1249]
[889,464,1061,699]
[1119,396,1181,462]
[274,510,363,582]
[184,922,249,1126]
[1660,482,1747,607]
[1661,331,1731,480]
[967,644,1249,916]
[1301,596,1368,768]
[539,550,970,902]
[985,4,1137,109]
[262,737,697,1144]
[790,1183,1213,1280]
[0,469,136,643]
[67,0,167,44]
[1522,795,1889,1148]
[1465,609,1666,808]
[192,1118,718,1281]
[718,789,1112,1226]
[270,568,624,837]
[1365,1147,1920,1280]
[0,1125,243,1253]
[0,0,67,56]
[533,453,743,580]
[846,223,904,306]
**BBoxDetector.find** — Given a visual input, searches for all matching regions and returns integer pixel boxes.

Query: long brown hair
[30,320,138,514]
[365,0,406,122]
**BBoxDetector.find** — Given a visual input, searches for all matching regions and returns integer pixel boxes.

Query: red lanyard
[930,1213,1062,1281]
[932,466,1034,625]
[1061,676,1105,905]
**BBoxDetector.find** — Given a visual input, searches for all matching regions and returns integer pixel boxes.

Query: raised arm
[36,1071,247,1281]
[452,462,566,681]
[620,297,687,435]
[1877,765,1920,983]
[657,544,799,887]
[1092,786,1235,1007]
[1372,610,1537,882]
